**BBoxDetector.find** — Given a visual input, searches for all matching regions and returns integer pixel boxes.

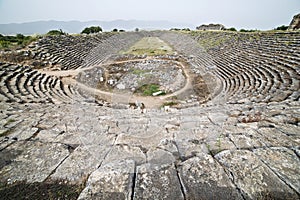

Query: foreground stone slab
[50,144,111,183]
[102,144,146,165]
[253,147,300,194]
[133,163,184,199]
[175,139,209,160]
[147,148,176,165]
[228,128,266,149]
[215,150,298,199]
[78,159,135,200]
[257,127,298,147]
[0,141,69,183]
[178,154,243,199]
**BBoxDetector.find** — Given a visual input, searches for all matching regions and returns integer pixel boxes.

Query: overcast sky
[0,0,299,29]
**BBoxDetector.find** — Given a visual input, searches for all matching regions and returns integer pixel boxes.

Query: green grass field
[122,37,174,55]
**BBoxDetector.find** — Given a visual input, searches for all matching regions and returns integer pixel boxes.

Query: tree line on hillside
[0,24,293,49]
[0,33,37,49]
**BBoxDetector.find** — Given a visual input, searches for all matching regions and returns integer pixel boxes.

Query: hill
[0,20,193,35]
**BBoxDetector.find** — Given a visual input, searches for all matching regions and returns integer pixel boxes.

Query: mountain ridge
[0,20,194,35]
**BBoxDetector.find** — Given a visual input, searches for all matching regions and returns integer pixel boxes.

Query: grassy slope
[122,37,174,55]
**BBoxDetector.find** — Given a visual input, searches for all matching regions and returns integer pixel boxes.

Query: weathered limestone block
[56,128,115,146]
[207,111,229,125]
[228,129,265,149]
[102,144,146,165]
[78,159,135,200]
[0,141,69,183]
[115,128,173,149]
[133,163,184,199]
[175,128,208,142]
[180,115,212,130]
[215,150,298,199]
[175,139,209,160]
[147,148,176,165]
[178,154,243,199]
[254,147,300,194]
[257,127,297,147]
[206,135,236,155]
[50,144,110,183]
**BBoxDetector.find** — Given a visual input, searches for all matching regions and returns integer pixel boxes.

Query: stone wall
[289,13,300,30]
[196,24,225,31]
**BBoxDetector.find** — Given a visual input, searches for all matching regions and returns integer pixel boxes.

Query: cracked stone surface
[1,30,300,199]
[0,102,299,199]
[215,150,299,199]
[78,159,136,200]
[0,140,69,183]
[50,144,111,183]
[253,147,300,194]
[178,154,243,199]
[133,163,184,199]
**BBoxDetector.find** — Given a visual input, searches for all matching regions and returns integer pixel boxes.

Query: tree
[274,25,288,31]
[47,29,66,36]
[226,27,237,31]
[81,26,102,34]
[16,33,25,39]
[240,29,258,32]
[135,28,139,32]
[112,28,118,32]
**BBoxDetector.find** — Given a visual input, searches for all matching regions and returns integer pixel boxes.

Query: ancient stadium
[0,24,300,198]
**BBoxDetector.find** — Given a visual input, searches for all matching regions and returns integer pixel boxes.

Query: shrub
[226,27,237,31]
[81,26,102,34]
[112,28,118,32]
[47,29,66,36]
[274,25,288,31]
[170,28,180,31]
[240,29,258,32]
[136,84,161,96]
[0,34,37,49]
[16,34,25,39]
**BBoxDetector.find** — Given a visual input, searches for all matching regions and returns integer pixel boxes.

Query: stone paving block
[175,139,209,160]
[206,135,236,155]
[115,128,173,150]
[50,144,111,183]
[257,127,298,147]
[254,147,300,194]
[178,154,243,199]
[0,141,69,183]
[102,144,146,166]
[228,129,265,149]
[78,159,135,200]
[147,148,176,165]
[215,150,298,199]
[134,163,184,200]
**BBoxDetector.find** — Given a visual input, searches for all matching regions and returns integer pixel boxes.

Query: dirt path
[39,57,193,108]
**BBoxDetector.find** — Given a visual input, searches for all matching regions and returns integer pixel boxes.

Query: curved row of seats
[0,62,90,104]
[30,33,113,70]
[30,32,145,70]
[80,32,144,68]
[199,32,300,103]
[160,31,300,104]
